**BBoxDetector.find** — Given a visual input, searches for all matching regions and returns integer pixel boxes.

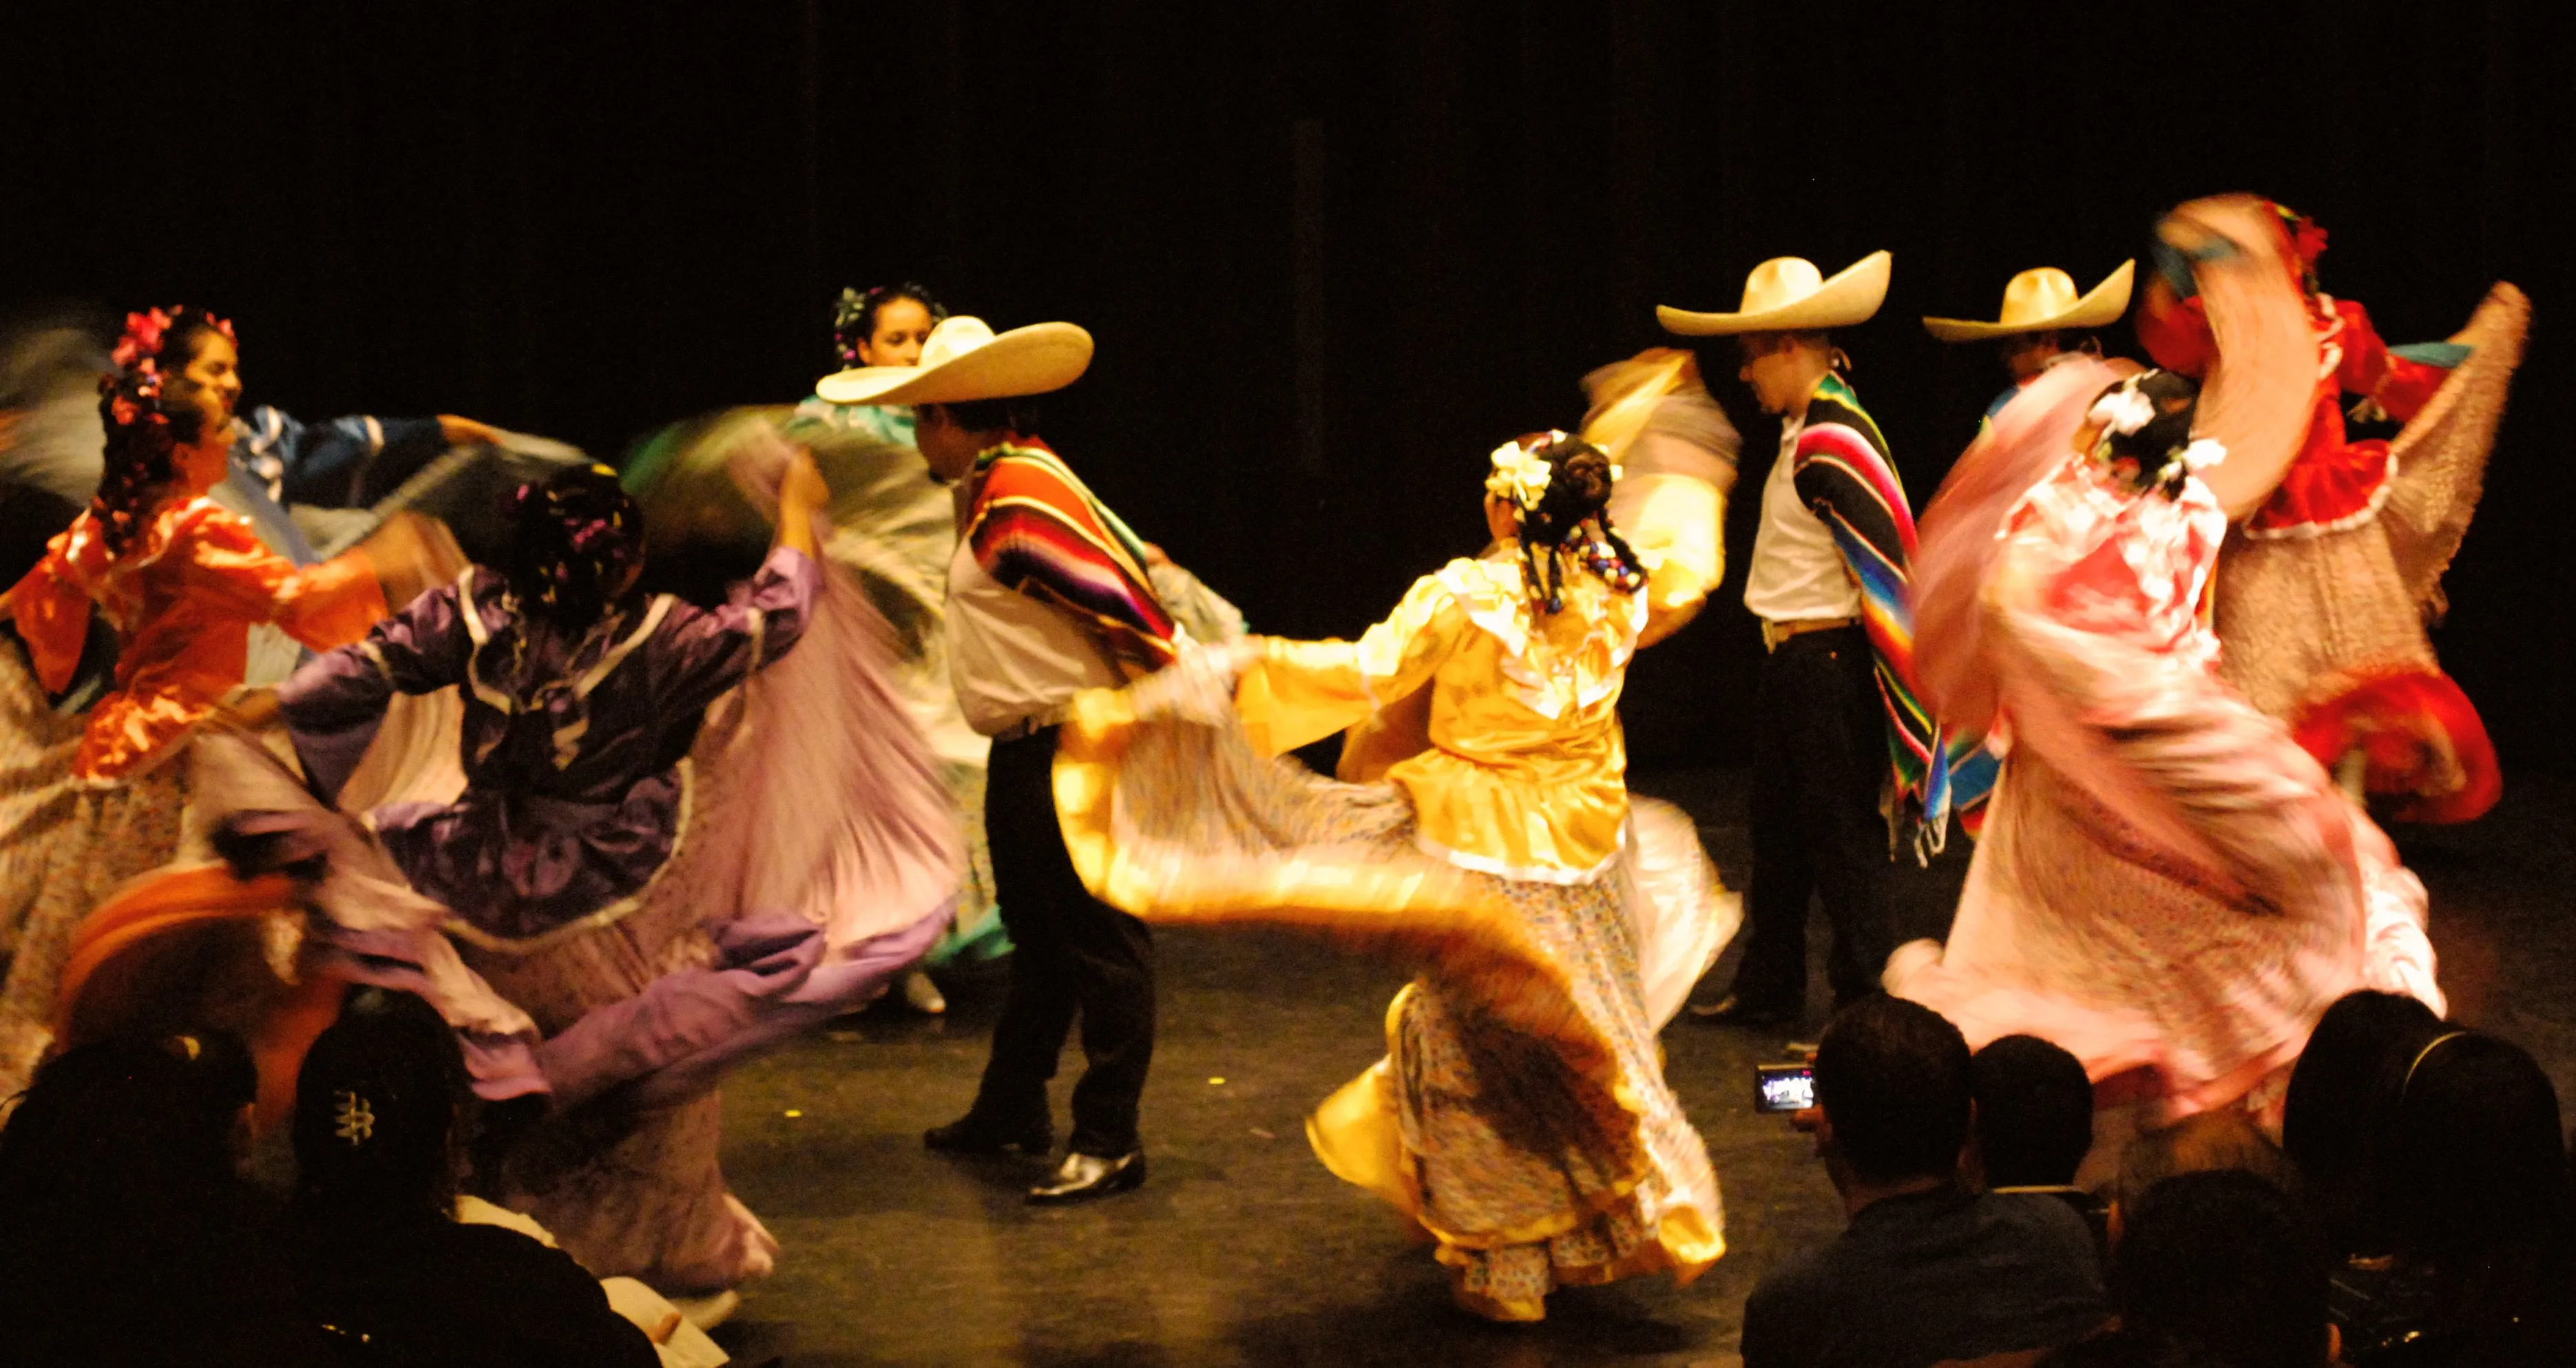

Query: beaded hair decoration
[1486,430,1646,614]
[507,463,644,623]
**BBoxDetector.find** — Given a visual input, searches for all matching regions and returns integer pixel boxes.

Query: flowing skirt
[1051,651,1730,1320]
[0,643,188,1096]
[2214,283,2526,824]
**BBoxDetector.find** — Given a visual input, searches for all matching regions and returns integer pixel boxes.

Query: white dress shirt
[1741,418,1861,623]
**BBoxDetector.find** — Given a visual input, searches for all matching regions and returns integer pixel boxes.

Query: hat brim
[1657,250,1892,337]
[815,322,1094,406]
[1922,260,2136,342]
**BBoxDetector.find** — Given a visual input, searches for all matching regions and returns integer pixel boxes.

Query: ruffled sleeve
[7,529,94,694]
[280,577,479,800]
[173,506,386,650]
[2332,298,2447,423]
[647,544,821,718]
[1235,566,1472,758]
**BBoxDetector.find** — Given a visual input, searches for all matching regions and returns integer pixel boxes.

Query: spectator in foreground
[2042,1169,2339,1368]
[1971,1034,2109,1259]
[286,986,658,1367]
[2282,988,2451,1260]
[0,1034,333,1367]
[1742,998,2108,1368]
[2336,1030,2575,1366]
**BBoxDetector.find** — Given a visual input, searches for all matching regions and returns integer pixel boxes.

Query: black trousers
[967,725,1156,1157]
[1727,626,1896,1015]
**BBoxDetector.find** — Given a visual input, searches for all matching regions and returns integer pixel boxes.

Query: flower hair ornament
[1485,432,1563,514]
[1488,431,1645,613]
[108,304,236,373]
[2087,369,2223,496]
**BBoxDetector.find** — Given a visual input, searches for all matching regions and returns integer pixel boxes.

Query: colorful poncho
[962,439,1180,673]
[1788,375,1987,852]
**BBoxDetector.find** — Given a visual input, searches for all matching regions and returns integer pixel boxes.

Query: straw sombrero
[1657,251,1890,336]
[1922,261,2134,342]
[815,315,1092,406]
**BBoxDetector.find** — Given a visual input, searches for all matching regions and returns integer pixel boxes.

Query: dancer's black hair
[1507,433,1645,615]
[90,306,231,555]
[503,463,645,631]
[832,281,949,368]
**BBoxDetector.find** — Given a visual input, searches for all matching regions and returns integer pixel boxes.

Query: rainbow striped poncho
[962,439,1180,674]
[1790,374,1991,856]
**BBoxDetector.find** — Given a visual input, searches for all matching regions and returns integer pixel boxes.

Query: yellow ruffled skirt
[1054,653,1726,1320]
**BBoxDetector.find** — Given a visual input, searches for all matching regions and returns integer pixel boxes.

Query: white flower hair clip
[1485,433,1560,512]
[2088,384,2158,437]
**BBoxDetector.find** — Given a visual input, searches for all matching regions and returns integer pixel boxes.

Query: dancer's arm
[2332,299,2447,423]
[1233,566,1472,758]
[4,539,87,693]
[646,452,827,717]
[274,577,481,801]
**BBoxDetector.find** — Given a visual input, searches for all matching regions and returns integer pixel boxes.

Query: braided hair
[503,463,645,631]
[832,281,948,369]
[1486,431,1646,614]
[90,306,234,555]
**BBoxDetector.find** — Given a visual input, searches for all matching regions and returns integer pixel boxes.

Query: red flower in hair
[2289,217,2329,268]
[111,307,173,371]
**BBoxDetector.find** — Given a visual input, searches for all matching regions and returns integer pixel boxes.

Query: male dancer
[815,315,1182,1203]
[1658,253,1947,1028]
[1922,262,2133,431]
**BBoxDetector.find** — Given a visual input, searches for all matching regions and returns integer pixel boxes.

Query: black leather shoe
[1027,1149,1146,1205]
[1686,993,1796,1028]
[924,1113,1053,1156]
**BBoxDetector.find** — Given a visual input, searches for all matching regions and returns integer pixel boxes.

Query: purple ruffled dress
[284,548,817,938]
[274,544,956,1292]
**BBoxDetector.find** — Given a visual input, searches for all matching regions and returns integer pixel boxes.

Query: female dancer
[0,308,401,1095]
[1887,198,2442,1121]
[626,282,1004,1015]
[1051,433,1731,1320]
[2135,202,2526,822]
[242,454,958,1295]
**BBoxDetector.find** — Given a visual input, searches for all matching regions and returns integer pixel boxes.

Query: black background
[6,0,2567,774]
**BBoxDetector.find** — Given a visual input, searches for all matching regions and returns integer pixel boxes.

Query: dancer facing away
[0,308,405,1095]
[1923,261,2135,433]
[1049,430,1732,1321]
[1889,196,2442,1123]
[209,450,959,1298]
[821,313,1191,1205]
[1658,253,1957,1027]
[2135,200,2526,824]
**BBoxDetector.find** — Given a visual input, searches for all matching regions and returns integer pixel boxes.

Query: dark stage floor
[706,768,2576,1367]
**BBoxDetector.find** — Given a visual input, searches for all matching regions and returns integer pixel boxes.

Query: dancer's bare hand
[437,414,505,448]
[779,445,830,512]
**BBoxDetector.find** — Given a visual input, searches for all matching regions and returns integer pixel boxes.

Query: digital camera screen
[1756,1064,1815,1112]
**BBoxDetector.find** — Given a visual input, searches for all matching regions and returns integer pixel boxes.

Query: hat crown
[1740,258,1827,313]
[916,315,998,370]
[1998,269,2082,327]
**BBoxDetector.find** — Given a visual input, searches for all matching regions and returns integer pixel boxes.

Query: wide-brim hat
[1922,260,2135,342]
[1657,251,1890,336]
[814,315,1092,406]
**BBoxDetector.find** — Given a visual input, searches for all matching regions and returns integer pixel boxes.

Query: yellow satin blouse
[1237,555,1647,883]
